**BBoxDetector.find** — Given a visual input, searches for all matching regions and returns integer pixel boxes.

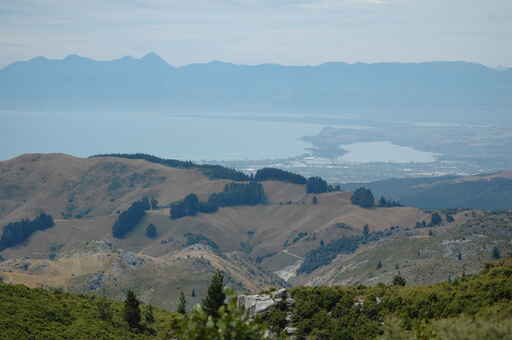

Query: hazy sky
[1,0,511,68]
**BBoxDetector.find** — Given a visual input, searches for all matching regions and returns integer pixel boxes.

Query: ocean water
[2,111,437,163]
[2,111,331,161]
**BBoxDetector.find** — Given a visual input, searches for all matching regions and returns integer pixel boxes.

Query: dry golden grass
[1,153,466,309]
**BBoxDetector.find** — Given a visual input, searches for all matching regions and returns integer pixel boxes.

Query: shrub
[392,275,407,286]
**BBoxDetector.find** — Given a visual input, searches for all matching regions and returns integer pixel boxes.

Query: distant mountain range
[1,53,511,123]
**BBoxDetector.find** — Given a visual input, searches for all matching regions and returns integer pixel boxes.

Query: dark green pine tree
[124,290,142,330]
[144,305,155,324]
[376,260,383,270]
[191,288,196,297]
[202,270,226,318]
[430,212,443,226]
[363,224,370,240]
[145,224,158,239]
[392,274,407,286]
[379,196,387,207]
[177,291,187,315]
[492,246,501,259]
[351,187,375,208]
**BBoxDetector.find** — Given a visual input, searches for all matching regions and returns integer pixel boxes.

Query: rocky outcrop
[238,288,297,337]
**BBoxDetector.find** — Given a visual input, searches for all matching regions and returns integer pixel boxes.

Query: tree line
[298,224,404,274]
[208,182,266,207]
[90,153,338,195]
[91,153,250,181]
[171,182,266,219]
[254,167,307,184]
[298,235,362,274]
[0,213,55,251]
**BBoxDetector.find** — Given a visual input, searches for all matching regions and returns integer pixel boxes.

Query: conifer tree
[202,270,226,318]
[379,196,387,206]
[124,290,141,330]
[177,291,187,315]
[145,224,158,239]
[492,246,501,259]
[144,305,155,324]
[430,212,443,226]
[363,224,370,240]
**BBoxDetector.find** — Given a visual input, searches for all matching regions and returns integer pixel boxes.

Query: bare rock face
[238,288,296,337]
[237,288,291,316]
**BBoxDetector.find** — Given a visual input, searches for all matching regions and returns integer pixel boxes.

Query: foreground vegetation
[2,256,511,339]
[263,258,512,339]
[0,270,265,340]
[0,283,174,339]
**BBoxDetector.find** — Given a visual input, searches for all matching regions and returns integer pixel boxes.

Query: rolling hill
[1,153,511,311]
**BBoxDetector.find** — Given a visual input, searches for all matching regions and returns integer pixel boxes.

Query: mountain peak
[141,52,165,62]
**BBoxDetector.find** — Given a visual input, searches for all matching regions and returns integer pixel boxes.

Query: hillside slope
[1,154,510,311]
[0,153,227,225]
[299,210,512,287]
[340,171,512,210]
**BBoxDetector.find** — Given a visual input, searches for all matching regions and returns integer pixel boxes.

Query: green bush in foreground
[168,296,266,340]
[380,313,512,340]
